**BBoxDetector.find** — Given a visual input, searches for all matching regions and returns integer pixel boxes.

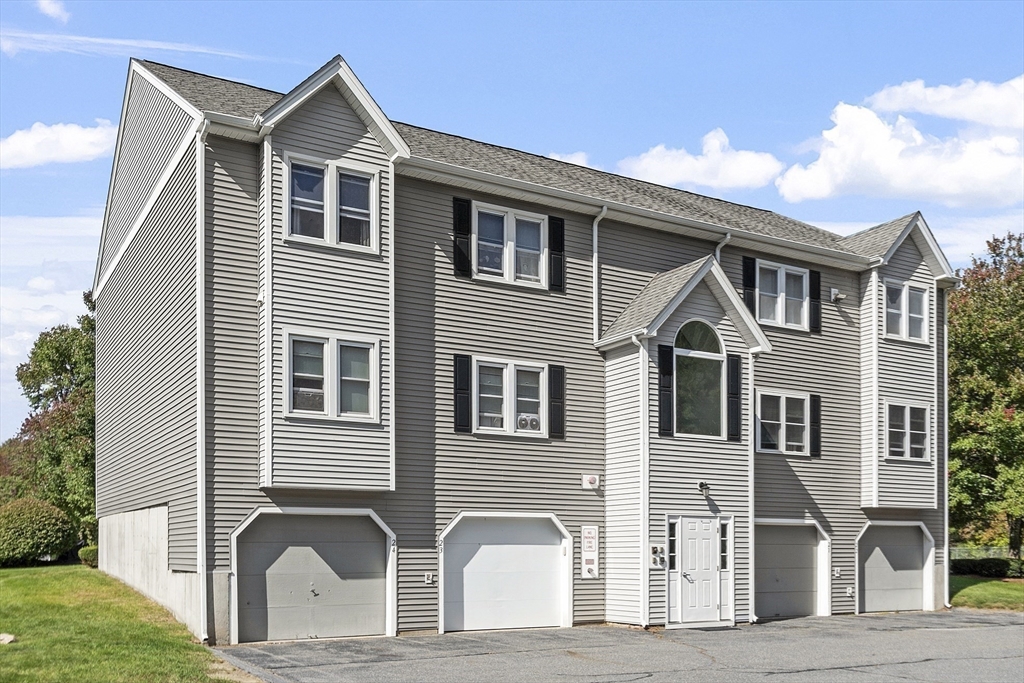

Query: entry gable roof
[598,256,772,353]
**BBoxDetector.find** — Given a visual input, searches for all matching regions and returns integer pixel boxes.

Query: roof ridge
[840,212,918,241]
[139,59,286,97]
[393,121,844,243]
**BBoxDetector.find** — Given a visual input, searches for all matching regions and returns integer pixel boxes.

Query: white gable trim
[881,213,955,281]
[258,56,410,161]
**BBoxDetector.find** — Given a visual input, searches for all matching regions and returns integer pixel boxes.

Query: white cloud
[866,75,1024,130]
[928,211,1024,268]
[548,151,593,167]
[0,215,102,267]
[775,103,1023,207]
[617,129,785,190]
[0,120,117,169]
[36,0,70,24]
[0,30,258,60]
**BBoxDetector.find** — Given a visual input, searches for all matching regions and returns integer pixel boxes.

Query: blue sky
[1,0,1022,439]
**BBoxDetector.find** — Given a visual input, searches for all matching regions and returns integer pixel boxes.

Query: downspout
[943,288,951,608]
[195,119,210,643]
[747,349,757,623]
[592,206,608,343]
[631,333,650,627]
[714,232,732,262]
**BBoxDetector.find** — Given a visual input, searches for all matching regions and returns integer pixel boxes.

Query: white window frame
[883,279,929,343]
[885,401,930,461]
[672,318,727,440]
[284,151,379,255]
[756,260,809,331]
[471,201,548,289]
[471,356,549,437]
[284,328,380,423]
[755,389,810,455]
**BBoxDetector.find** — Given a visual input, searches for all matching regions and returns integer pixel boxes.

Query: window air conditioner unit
[517,413,540,431]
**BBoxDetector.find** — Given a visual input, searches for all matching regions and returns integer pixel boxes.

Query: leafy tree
[4,292,97,543]
[948,233,1024,557]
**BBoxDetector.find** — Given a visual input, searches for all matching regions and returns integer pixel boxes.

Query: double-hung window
[757,261,808,330]
[473,358,547,436]
[757,391,809,454]
[884,281,928,341]
[887,403,928,459]
[287,155,378,252]
[472,202,547,287]
[287,331,379,422]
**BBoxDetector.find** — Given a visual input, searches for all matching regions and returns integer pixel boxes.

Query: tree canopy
[948,233,1024,556]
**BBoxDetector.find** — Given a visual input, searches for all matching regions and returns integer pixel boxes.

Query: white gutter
[194,120,210,643]
[714,232,732,262]
[592,206,608,344]
[631,334,650,628]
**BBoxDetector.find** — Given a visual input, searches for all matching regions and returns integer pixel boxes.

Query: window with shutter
[756,390,811,455]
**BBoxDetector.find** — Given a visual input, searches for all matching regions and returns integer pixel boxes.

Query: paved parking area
[215,609,1024,683]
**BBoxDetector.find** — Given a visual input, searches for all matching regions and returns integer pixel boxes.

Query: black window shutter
[658,345,674,437]
[453,197,472,277]
[549,365,566,439]
[809,270,822,334]
[549,216,566,292]
[453,354,472,432]
[810,394,822,457]
[742,256,757,315]
[727,355,742,441]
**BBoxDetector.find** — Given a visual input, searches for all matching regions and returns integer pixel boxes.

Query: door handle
[681,572,694,582]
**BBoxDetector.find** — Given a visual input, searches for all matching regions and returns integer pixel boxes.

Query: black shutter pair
[453,354,566,439]
[657,345,742,442]
[741,255,822,334]
[452,197,566,292]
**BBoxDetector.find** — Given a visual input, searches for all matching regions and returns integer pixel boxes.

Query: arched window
[674,320,725,437]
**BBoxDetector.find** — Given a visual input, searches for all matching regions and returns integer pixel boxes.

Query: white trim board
[228,506,398,644]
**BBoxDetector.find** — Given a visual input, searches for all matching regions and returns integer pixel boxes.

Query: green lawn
[950,574,1024,611]
[0,564,234,683]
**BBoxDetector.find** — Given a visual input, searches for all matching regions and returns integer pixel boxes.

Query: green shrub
[78,544,98,568]
[951,557,1024,578]
[0,498,75,566]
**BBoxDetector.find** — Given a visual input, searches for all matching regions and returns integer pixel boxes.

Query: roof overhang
[596,257,772,354]
[255,56,410,161]
[397,155,877,273]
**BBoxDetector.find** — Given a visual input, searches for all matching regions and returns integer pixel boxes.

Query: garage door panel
[236,514,387,642]
[443,516,565,633]
[757,591,816,618]
[237,542,386,577]
[754,524,819,618]
[859,526,925,613]
[756,544,817,569]
[755,566,817,594]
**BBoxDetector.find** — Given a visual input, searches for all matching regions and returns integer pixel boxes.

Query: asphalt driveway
[215,609,1024,683]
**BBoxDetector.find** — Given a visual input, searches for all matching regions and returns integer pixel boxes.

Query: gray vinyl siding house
[94,56,957,644]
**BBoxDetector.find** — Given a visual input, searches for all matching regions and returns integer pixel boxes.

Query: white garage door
[860,526,924,613]
[755,525,818,619]
[236,514,386,642]
[443,516,566,632]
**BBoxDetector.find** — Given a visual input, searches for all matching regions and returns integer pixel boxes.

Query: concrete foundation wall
[99,506,203,638]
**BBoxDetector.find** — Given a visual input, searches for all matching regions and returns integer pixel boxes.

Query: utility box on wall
[581,525,599,579]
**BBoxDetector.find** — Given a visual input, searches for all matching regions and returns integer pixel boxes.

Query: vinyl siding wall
[393,176,607,625]
[268,85,392,489]
[875,238,938,508]
[95,144,198,571]
[720,247,865,616]
[603,343,642,623]
[859,269,877,507]
[647,281,752,623]
[99,71,196,275]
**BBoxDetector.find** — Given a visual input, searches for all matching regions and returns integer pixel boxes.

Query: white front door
[668,517,719,624]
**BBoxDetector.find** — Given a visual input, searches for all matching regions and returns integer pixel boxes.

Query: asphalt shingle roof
[603,256,713,340]
[137,60,914,262]
[839,213,918,258]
